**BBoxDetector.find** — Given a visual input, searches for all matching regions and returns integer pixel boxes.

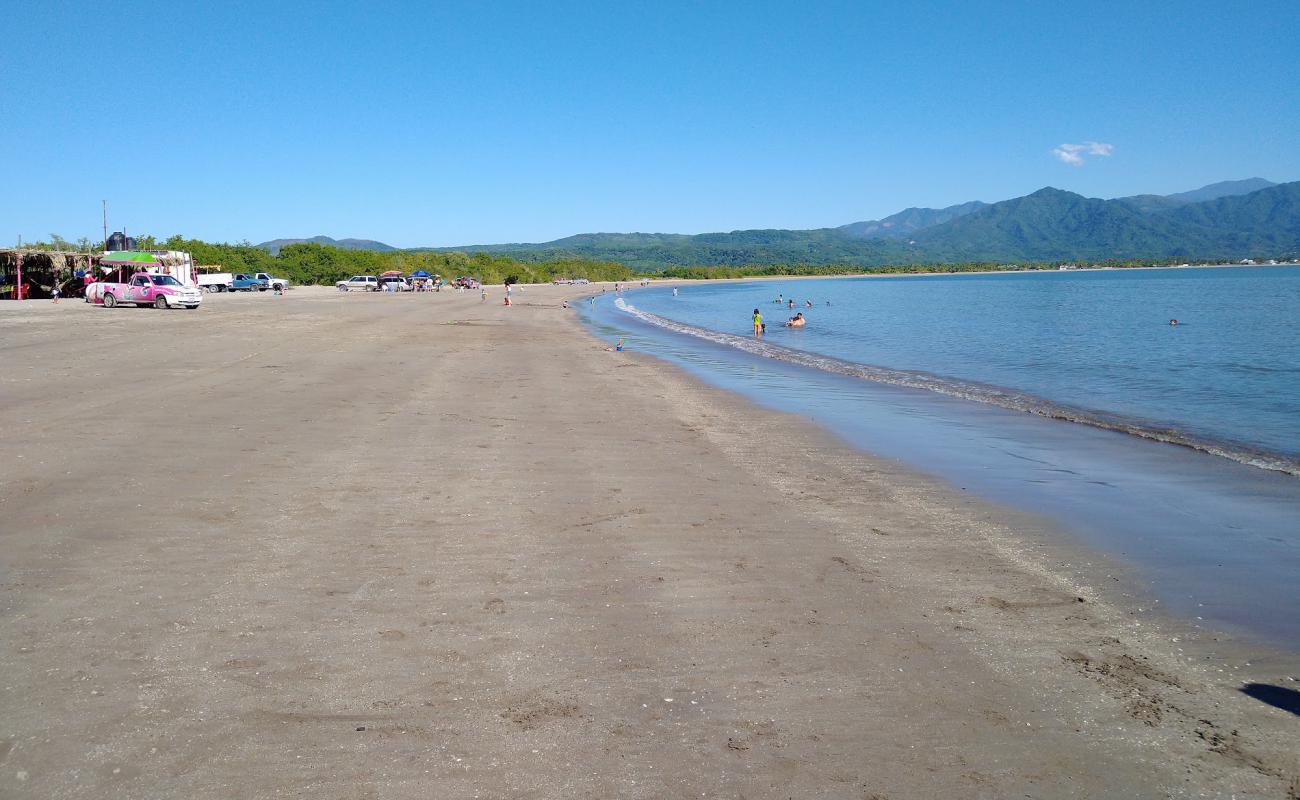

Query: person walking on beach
[752,308,763,337]
[480,287,487,303]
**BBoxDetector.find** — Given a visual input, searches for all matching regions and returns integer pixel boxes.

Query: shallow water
[579,272,1300,650]
[624,267,1300,474]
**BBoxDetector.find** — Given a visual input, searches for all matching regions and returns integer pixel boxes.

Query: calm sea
[621,266,1300,473]
[580,266,1300,649]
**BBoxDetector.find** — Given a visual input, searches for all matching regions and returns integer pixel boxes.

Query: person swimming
[804,300,812,307]
[1169,319,1178,326]
[785,312,805,328]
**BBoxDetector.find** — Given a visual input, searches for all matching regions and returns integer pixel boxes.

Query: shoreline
[2,286,1297,796]
[599,290,1300,479]
[590,282,1300,650]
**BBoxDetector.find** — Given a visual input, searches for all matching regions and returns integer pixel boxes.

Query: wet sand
[1,285,1297,798]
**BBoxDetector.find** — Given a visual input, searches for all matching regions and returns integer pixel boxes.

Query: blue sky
[3,0,1298,247]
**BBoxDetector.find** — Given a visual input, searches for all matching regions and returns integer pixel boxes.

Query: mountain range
[257,235,397,255]
[259,178,1299,268]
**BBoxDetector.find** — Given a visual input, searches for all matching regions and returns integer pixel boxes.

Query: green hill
[424,181,1298,268]
[837,201,988,239]
[1165,177,1276,204]
[909,187,1191,261]
[913,182,1300,261]
[258,235,396,256]
[263,179,1299,269]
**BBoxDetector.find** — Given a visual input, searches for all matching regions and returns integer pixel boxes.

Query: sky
[3,0,1298,248]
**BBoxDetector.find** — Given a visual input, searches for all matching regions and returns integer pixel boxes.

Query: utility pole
[102,200,108,251]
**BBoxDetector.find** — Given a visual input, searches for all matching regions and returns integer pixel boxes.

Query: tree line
[12,233,1283,285]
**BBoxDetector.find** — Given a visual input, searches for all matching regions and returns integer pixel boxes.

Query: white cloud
[1052,141,1114,166]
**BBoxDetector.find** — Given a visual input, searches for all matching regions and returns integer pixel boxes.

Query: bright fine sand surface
[2,285,1297,799]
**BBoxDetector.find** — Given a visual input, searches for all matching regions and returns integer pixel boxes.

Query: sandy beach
[2,284,1297,798]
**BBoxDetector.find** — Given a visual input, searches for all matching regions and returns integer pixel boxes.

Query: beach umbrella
[380,270,403,277]
[98,250,160,282]
[99,251,160,266]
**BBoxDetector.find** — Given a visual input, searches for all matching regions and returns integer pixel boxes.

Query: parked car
[231,273,270,291]
[196,272,271,292]
[337,275,380,292]
[572,278,590,285]
[253,272,289,291]
[97,272,202,309]
[379,276,411,292]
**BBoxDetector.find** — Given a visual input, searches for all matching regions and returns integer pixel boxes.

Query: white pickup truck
[197,272,233,292]
[254,272,289,291]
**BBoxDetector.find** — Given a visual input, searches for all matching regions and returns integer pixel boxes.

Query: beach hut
[1,249,98,299]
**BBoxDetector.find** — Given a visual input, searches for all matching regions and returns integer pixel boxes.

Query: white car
[95,273,202,309]
[337,276,379,292]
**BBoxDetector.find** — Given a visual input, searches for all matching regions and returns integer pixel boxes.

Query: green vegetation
[14,234,640,286]
[181,238,640,285]
[13,230,1296,290]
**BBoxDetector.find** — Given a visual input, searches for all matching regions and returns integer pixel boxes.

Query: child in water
[752,308,763,336]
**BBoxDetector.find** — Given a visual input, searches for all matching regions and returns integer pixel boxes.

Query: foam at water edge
[613,298,1300,477]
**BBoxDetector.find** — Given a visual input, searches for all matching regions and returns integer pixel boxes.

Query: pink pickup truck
[93,272,203,310]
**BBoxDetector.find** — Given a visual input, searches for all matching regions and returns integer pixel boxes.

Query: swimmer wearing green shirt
[752,308,763,337]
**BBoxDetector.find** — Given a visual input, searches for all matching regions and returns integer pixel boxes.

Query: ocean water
[579,266,1300,649]
[622,267,1300,474]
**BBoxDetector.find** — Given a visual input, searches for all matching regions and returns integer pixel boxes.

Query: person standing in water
[752,308,763,337]
[672,286,678,297]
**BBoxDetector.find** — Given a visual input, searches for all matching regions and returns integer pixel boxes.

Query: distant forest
[13,232,1268,286]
